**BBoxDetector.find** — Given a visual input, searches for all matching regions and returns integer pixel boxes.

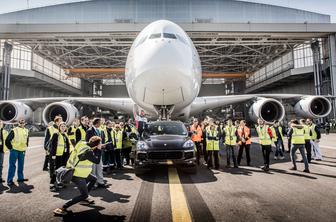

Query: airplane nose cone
[131,40,196,105]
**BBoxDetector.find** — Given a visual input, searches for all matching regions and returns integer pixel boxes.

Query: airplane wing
[3,97,135,112]
[0,97,135,125]
[190,94,332,122]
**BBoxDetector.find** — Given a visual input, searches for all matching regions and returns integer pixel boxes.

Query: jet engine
[0,102,33,123]
[294,96,331,118]
[42,102,79,125]
[249,98,285,123]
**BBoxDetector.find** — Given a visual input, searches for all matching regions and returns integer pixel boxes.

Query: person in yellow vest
[288,120,310,173]
[270,121,285,160]
[121,121,132,166]
[75,116,89,144]
[5,119,29,186]
[307,118,323,161]
[0,120,8,183]
[67,119,79,147]
[103,120,116,170]
[300,119,312,163]
[224,119,238,168]
[99,118,109,171]
[206,124,220,169]
[256,119,273,172]
[43,117,62,171]
[114,124,124,169]
[49,122,72,191]
[53,136,103,216]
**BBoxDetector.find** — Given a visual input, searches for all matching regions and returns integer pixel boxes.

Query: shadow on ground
[59,205,126,222]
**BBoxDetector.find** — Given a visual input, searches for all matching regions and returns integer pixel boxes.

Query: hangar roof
[0,0,330,24]
[0,1,334,85]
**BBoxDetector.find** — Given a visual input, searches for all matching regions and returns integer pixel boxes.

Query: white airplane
[0,20,332,124]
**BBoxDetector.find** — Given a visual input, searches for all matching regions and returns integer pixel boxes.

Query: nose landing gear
[154,105,174,121]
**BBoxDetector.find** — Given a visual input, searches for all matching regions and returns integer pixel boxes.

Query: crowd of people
[190,117,323,173]
[0,111,326,215]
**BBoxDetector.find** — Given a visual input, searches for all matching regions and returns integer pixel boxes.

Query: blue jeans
[291,144,309,170]
[275,139,284,157]
[7,149,25,183]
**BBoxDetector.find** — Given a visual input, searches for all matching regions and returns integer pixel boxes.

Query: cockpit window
[163,33,177,39]
[176,34,188,45]
[149,33,161,39]
[135,36,147,47]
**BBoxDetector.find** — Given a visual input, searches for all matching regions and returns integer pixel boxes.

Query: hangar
[0,0,336,123]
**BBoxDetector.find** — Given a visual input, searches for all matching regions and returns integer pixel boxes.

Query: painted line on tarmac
[129,173,155,222]
[178,169,216,222]
[168,166,192,222]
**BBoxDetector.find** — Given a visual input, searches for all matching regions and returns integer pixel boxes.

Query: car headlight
[137,141,148,150]
[183,140,194,148]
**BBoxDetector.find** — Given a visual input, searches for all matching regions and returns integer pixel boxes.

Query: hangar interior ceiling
[11,31,321,85]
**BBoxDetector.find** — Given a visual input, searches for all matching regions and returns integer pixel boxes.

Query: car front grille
[148,151,183,160]
[184,151,194,159]
[137,153,147,160]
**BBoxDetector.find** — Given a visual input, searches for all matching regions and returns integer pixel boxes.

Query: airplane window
[163,33,177,39]
[135,36,147,47]
[149,33,161,39]
[176,34,188,45]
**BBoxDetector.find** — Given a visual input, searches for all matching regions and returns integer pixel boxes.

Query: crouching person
[53,136,102,216]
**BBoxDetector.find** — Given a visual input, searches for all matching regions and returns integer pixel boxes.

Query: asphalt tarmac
[1,135,336,222]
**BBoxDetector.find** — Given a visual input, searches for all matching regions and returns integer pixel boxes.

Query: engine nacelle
[0,101,33,123]
[294,96,331,118]
[249,98,285,123]
[43,102,79,125]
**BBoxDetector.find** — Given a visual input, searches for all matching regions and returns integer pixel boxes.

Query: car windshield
[145,122,187,136]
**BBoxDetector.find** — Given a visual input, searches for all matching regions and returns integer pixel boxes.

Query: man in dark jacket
[86,118,106,188]
[43,116,62,171]
[75,116,89,144]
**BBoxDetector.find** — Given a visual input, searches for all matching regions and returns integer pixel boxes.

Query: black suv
[134,121,196,173]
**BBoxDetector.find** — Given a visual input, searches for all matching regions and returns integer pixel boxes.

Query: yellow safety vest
[115,130,123,149]
[78,126,86,142]
[67,142,93,178]
[270,126,284,142]
[310,124,317,140]
[56,133,66,156]
[303,125,311,140]
[0,129,8,152]
[224,126,237,146]
[292,128,305,144]
[100,125,108,144]
[257,126,272,146]
[108,129,115,146]
[206,130,220,151]
[11,127,29,151]
[68,126,76,141]
[48,126,58,137]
